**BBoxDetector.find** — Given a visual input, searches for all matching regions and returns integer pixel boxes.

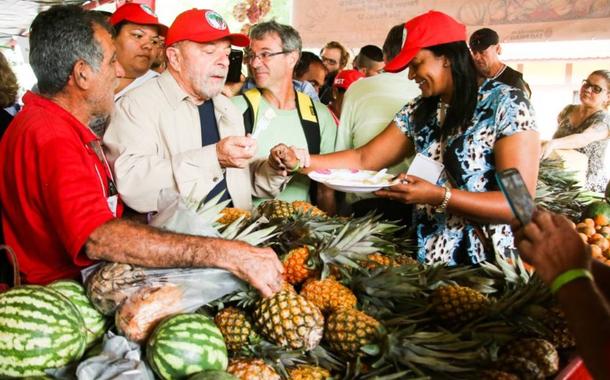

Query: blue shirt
[393,80,536,265]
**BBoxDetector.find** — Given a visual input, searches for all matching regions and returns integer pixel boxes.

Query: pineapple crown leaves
[220,216,278,246]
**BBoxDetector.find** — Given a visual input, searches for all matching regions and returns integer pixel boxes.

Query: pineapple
[292,201,325,217]
[300,278,357,314]
[495,356,544,380]
[288,364,331,380]
[501,338,559,377]
[394,255,420,266]
[227,358,280,380]
[282,246,318,285]
[361,253,398,269]
[324,308,383,358]
[252,290,324,351]
[214,306,257,352]
[480,370,519,380]
[545,307,576,349]
[258,199,295,220]
[430,284,490,323]
[219,207,251,225]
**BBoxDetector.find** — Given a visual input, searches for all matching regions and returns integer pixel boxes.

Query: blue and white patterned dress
[393,80,537,265]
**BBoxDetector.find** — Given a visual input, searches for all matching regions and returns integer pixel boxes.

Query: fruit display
[0,161,595,378]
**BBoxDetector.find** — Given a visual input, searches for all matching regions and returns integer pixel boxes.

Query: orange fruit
[584,218,596,228]
[592,238,610,252]
[590,244,603,258]
[600,226,610,237]
[583,226,597,237]
[578,233,589,243]
[595,214,609,227]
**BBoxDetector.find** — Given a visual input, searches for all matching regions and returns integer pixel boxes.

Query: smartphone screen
[496,168,535,225]
[226,49,244,83]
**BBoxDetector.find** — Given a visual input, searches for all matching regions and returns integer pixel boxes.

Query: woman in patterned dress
[299,11,540,265]
[541,70,610,193]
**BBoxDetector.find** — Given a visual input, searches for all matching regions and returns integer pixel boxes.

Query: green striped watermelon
[0,285,87,377]
[188,370,238,380]
[147,313,228,380]
[49,279,108,348]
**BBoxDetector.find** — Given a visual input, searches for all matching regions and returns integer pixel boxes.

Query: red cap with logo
[333,69,365,90]
[110,3,168,36]
[165,9,249,47]
[384,10,466,73]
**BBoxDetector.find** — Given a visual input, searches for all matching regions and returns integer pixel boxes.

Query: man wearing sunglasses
[469,28,531,98]
[110,3,167,100]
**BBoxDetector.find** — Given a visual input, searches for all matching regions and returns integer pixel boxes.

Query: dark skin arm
[512,209,610,379]
[86,219,284,297]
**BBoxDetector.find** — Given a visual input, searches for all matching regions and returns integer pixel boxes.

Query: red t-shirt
[0,91,122,284]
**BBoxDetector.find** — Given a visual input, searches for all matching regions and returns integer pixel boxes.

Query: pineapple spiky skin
[252,290,324,351]
[219,208,251,225]
[214,306,257,353]
[300,278,357,314]
[282,246,317,285]
[288,364,331,380]
[324,308,383,358]
[258,199,295,220]
[361,253,398,270]
[545,307,576,349]
[431,285,490,323]
[495,356,544,380]
[501,338,559,377]
[394,255,420,266]
[480,370,519,380]
[291,201,325,217]
[227,358,280,380]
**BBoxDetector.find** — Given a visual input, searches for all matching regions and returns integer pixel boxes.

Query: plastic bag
[76,331,154,380]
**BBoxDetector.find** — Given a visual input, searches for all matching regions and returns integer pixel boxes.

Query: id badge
[107,194,119,217]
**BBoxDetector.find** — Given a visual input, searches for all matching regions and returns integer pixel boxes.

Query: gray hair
[249,20,302,54]
[29,5,113,96]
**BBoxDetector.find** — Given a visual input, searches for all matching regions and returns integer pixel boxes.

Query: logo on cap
[139,4,157,17]
[205,10,227,31]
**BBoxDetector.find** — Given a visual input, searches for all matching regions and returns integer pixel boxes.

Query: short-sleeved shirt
[394,80,536,265]
[0,91,121,284]
[232,94,337,204]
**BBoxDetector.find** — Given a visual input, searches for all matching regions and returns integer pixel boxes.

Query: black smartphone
[226,49,244,83]
[496,168,535,225]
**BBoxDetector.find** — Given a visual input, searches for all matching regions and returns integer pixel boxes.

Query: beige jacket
[104,71,286,212]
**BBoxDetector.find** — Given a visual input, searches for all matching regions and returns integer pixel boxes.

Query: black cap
[359,44,384,62]
[469,28,499,51]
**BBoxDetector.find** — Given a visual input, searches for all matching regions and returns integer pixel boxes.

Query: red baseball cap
[110,3,168,36]
[333,69,365,90]
[385,11,466,73]
[165,9,249,47]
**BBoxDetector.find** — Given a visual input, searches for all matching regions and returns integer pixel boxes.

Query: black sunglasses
[582,80,607,94]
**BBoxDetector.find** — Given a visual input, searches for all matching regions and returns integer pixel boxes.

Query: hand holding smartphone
[496,168,535,225]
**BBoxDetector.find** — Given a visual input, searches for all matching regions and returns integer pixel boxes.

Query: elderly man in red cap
[0,5,284,297]
[104,9,298,214]
[110,3,168,99]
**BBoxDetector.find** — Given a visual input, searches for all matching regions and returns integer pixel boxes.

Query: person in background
[294,51,327,96]
[335,24,420,221]
[110,3,167,100]
[150,35,166,73]
[541,70,610,193]
[0,51,20,139]
[469,28,531,98]
[0,5,284,295]
[511,208,610,379]
[299,11,539,265]
[328,69,364,120]
[319,40,350,104]
[353,44,385,77]
[105,9,295,214]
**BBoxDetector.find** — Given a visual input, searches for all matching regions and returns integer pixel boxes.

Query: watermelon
[0,285,87,377]
[583,200,610,220]
[49,279,108,348]
[606,180,610,203]
[147,313,228,380]
[188,370,238,380]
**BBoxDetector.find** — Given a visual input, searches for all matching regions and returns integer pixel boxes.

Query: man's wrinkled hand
[230,245,284,297]
[217,136,256,168]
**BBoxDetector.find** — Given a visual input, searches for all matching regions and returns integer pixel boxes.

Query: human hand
[217,136,256,168]
[511,208,590,285]
[540,140,556,159]
[268,144,303,176]
[373,174,445,206]
[228,243,284,297]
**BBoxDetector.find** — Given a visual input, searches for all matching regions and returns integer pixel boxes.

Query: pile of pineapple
[198,199,576,379]
[575,215,610,265]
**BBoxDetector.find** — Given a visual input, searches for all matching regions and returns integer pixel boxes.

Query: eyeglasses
[244,50,290,63]
[582,80,607,94]
[321,56,338,66]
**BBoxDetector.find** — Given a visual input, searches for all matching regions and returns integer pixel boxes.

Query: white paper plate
[308,169,398,193]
